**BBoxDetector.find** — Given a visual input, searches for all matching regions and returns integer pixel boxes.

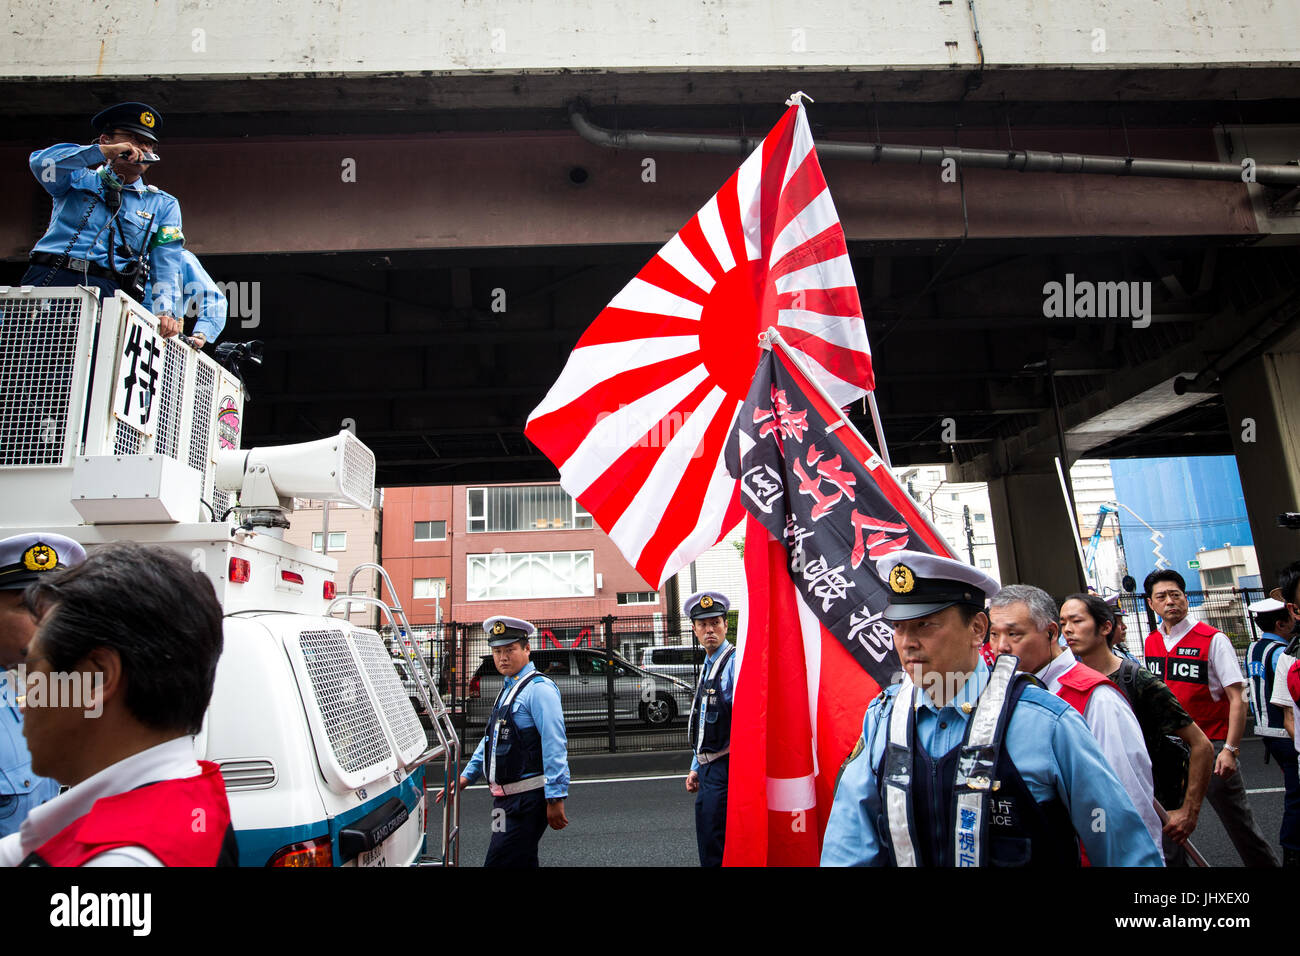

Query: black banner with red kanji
[725,347,955,686]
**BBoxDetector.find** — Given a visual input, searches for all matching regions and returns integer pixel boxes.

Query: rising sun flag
[525,95,875,590]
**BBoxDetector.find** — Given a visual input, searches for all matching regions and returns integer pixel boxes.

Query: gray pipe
[569,103,1300,187]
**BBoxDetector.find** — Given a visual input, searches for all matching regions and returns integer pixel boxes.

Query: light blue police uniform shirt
[0,671,59,839]
[821,660,1164,867]
[179,250,227,343]
[463,662,569,799]
[690,646,736,772]
[28,143,185,316]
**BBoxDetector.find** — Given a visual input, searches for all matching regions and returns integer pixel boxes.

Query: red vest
[1055,661,1114,715]
[1288,660,1300,706]
[24,761,234,867]
[1144,622,1230,741]
[1053,659,1118,870]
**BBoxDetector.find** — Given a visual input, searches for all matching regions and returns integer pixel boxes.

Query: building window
[617,591,659,606]
[312,531,347,552]
[467,486,594,533]
[975,536,990,545]
[974,513,986,523]
[413,577,446,599]
[466,551,594,600]
[414,520,447,541]
[979,559,992,569]
[1201,567,1234,589]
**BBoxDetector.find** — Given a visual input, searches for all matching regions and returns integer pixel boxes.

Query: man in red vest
[0,542,236,867]
[988,583,1162,858]
[1143,568,1277,867]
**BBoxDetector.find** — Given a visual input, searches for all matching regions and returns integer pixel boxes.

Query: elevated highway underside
[3,71,1299,586]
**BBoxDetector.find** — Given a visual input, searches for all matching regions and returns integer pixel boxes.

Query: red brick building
[380,483,665,633]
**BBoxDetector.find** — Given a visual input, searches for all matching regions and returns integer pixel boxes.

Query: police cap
[91,102,162,143]
[683,590,729,621]
[483,615,536,648]
[1248,597,1286,617]
[874,550,1001,623]
[0,533,86,591]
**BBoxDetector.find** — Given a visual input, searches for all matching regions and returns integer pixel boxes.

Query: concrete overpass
[2,0,1299,593]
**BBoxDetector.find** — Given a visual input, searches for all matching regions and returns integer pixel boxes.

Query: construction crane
[1083,503,1119,584]
[1085,499,1166,591]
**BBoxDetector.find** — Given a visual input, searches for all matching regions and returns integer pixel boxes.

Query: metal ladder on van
[328,562,460,867]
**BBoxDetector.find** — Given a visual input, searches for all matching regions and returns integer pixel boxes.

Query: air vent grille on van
[341,431,375,507]
[352,629,427,764]
[216,757,278,791]
[0,291,89,467]
[297,629,394,774]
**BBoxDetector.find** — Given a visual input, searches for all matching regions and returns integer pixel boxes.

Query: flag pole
[866,393,893,469]
[762,328,952,554]
[1055,456,1090,589]
[760,330,893,468]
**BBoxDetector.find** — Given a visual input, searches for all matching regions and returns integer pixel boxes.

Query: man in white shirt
[1143,568,1277,867]
[988,583,1163,859]
[0,542,236,867]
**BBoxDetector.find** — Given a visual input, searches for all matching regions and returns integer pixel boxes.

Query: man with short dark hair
[1275,561,1300,633]
[1143,568,1277,866]
[988,583,1162,857]
[0,542,236,866]
[437,616,569,867]
[23,102,186,335]
[1062,591,1214,866]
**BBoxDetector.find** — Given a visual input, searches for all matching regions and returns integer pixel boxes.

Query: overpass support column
[1221,351,1300,588]
[986,471,1088,598]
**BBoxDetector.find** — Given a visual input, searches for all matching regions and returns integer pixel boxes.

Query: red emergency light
[229,557,251,583]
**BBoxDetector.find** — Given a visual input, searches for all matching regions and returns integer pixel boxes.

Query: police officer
[178,248,228,349]
[682,590,735,867]
[0,533,86,838]
[439,616,569,867]
[23,102,186,336]
[1247,597,1299,862]
[821,551,1164,866]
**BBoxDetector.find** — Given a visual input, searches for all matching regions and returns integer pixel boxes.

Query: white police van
[0,284,461,866]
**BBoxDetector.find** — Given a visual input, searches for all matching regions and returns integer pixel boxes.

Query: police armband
[151,225,184,247]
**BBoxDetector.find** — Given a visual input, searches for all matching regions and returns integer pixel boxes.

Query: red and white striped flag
[525,98,874,589]
[723,342,956,865]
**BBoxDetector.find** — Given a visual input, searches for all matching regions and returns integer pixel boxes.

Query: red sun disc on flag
[526,100,875,588]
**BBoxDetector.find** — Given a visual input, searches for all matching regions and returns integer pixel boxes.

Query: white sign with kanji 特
[113,315,162,437]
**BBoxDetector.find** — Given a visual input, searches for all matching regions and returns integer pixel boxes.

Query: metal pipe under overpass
[568,102,1300,187]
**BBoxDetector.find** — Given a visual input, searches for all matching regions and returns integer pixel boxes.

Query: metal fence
[1111,588,1269,670]
[382,614,711,757]
[383,589,1272,758]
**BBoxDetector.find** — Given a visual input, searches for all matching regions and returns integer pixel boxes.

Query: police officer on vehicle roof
[821,551,1163,866]
[682,590,735,867]
[0,534,85,839]
[436,616,569,867]
[23,101,186,338]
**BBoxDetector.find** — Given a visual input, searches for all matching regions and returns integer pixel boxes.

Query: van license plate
[360,845,388,867]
